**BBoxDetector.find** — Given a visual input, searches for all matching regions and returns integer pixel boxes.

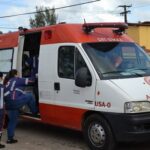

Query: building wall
[127,25,150,51]
[127,26,139,44]
[139,26,150,50]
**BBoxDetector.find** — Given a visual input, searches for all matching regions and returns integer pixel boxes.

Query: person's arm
[17,77,35,86]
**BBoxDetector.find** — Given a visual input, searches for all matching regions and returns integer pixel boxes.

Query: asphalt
[1,119,150,150]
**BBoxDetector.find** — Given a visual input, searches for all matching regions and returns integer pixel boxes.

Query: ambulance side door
[53,45,96,126]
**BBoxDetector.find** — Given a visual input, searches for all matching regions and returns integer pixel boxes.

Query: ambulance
[1,22,150,150]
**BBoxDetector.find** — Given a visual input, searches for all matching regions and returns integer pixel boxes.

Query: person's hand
[114,56,122,68]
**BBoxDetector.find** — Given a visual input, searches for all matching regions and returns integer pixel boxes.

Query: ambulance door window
[0,48,13,72]
[75,48,92,86]
[58,46,74,79]
[75,49,87,71]
[58,46,91,81]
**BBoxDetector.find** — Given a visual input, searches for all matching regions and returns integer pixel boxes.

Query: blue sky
[0,0,150,33]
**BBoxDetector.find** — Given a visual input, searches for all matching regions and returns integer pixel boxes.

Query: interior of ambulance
[21,32,41,118]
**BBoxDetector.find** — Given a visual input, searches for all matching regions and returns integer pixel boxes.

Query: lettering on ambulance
[95,101,111,108]
[97,38,123,42]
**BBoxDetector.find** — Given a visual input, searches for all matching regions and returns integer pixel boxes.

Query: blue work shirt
[25,56,38,78]
[4,77,34,101]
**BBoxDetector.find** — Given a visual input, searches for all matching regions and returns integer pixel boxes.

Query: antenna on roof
[83,19,92,34]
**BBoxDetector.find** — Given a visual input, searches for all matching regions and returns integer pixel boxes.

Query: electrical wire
[0,0,149,30]
[0,26,18,29]
[0,0,100,19]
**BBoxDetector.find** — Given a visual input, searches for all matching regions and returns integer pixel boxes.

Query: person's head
[9,69,18,78]
[23,54,29,60]
[3,69,19,85]
[0,72,3,81]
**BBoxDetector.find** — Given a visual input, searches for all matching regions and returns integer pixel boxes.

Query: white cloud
[0,0,150,33]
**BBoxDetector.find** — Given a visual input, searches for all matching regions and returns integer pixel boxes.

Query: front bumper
[103,112,150,142]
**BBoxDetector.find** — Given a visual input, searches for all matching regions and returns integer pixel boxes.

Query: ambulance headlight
[124,101,150,113]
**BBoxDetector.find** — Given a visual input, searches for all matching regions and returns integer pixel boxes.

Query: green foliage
[29,6,57,28]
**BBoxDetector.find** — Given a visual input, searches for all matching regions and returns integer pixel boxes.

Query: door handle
[54,82,60,91]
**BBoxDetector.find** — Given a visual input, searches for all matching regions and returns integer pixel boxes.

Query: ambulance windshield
[82,42,150,79]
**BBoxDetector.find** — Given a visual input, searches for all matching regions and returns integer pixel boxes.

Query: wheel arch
[81,110,116,140]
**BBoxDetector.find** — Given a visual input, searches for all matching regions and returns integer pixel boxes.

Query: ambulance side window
[75,50,87,71]
[58,46,74,79]
[58,46,90,81]
[75,49,92,86]
[0,48,13,72]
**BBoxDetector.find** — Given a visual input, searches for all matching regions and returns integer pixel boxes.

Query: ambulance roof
[0,32,19,49]
[39,23,134,44]
[0,23,133,49]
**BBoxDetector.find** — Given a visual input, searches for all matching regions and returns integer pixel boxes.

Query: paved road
[1,119,150,150]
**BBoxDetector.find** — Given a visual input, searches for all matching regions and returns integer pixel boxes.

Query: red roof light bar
[83,22,128,34]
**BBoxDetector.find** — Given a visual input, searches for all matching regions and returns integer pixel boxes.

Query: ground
[1,119,150,150]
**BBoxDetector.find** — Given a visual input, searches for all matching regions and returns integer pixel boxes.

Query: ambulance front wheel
[83,114,116,150]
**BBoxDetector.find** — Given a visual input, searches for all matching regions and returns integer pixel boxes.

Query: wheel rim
[88,122,106,147]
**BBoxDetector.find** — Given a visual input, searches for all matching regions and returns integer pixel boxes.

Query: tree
[0,31,3,34]
[29,6,57,28]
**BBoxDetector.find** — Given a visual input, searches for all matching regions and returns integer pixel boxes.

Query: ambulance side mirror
[75,67,92,88]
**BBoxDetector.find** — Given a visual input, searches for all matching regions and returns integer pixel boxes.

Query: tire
[83,114,116,150]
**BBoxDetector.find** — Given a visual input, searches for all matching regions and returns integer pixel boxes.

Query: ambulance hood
[110,77,150,101]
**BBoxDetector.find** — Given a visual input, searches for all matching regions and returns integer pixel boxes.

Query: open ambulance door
[17,35,25,75]
[18,31,41,118]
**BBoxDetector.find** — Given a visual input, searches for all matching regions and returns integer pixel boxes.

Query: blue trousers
[7,110,19,140]
[5,93,38,114]
[5,93,38,140]
[0,109,4,133]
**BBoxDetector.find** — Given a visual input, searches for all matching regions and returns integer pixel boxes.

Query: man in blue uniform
[31,54,38,78]
[4,69,38,143]
[22,54,31,77]
[0,72,5,148]
[23,53,38,78]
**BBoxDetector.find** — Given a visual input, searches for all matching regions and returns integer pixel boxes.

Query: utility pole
[119,5,132,23]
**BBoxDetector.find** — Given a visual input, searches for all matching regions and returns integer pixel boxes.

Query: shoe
[0,144,5,148]
[32,112,40,118]
[6,139,18,144]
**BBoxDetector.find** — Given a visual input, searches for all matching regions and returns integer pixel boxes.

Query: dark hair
[3,69,18,85]
[9,69,18,78]
[0,72,3,78]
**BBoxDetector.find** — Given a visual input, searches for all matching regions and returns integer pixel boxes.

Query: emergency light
[82,22,128,35]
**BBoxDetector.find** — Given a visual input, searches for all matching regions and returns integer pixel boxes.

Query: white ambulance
[1,22,150,150]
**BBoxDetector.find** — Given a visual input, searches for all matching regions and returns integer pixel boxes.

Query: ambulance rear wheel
[83,114,115,150]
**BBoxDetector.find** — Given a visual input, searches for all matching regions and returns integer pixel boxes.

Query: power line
[0,0,100,19]
[0,26,18,29]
